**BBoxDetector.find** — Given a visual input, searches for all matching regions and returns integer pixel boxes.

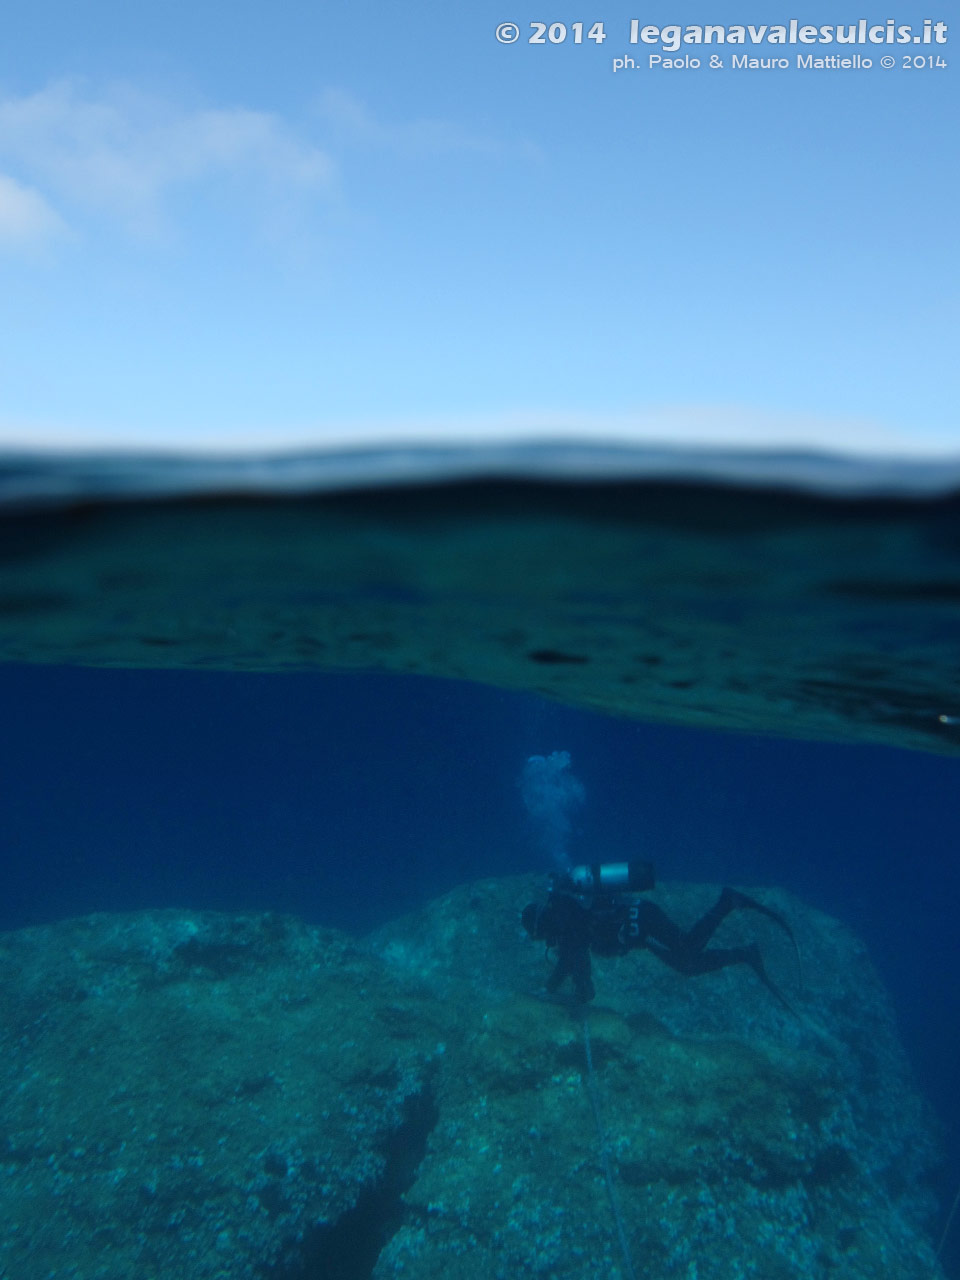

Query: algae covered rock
[0,879,947,1279]
[369,876,945,1280]
[0,909,441,1279]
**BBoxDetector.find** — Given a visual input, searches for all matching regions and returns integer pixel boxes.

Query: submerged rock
[0,911,441,1279]
[0,880,947,1279]
[370,878,945,1279]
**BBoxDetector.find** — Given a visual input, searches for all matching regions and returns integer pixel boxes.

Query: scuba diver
[521,861,800,1012]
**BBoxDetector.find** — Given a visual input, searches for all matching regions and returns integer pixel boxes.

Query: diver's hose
[582,1016,637,1280]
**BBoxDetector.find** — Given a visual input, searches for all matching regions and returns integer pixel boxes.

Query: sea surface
[1,442,958,1278]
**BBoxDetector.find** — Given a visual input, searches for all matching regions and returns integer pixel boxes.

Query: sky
[0,0,957,452]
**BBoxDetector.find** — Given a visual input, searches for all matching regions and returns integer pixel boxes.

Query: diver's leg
[569,946,595,1003]
[677,889,801,1005]
[633,901,684,951]
[719,889,803,989]
[546,952,571,993]
[649,939,796,1013]
[644,936,747,976]
[546,946,595,1002]
[638,895,799,1011]
[678,887,797,956]
[680,886,742,955]
[633,896,747,962]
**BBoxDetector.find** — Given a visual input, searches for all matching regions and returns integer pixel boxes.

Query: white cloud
[0,172,65,247]
[0,81,534,250]
[317,87,539,161]
[0,81,335,238]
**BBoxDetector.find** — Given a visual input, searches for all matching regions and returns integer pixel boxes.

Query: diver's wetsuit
[523,885,785,1005]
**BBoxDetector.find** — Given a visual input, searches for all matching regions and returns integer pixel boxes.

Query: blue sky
[0,0,956,451]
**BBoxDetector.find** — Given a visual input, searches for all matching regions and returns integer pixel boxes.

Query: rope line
[582,1016,637,1280]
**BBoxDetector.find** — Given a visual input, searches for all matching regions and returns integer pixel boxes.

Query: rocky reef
[0,878,947,1279]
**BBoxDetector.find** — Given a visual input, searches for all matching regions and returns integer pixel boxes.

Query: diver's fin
[727,888,790,931]
[728,889,804,993]
[744,943,798,1018]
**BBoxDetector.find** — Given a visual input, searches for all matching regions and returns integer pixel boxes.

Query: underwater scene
[1,449,959,1280]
